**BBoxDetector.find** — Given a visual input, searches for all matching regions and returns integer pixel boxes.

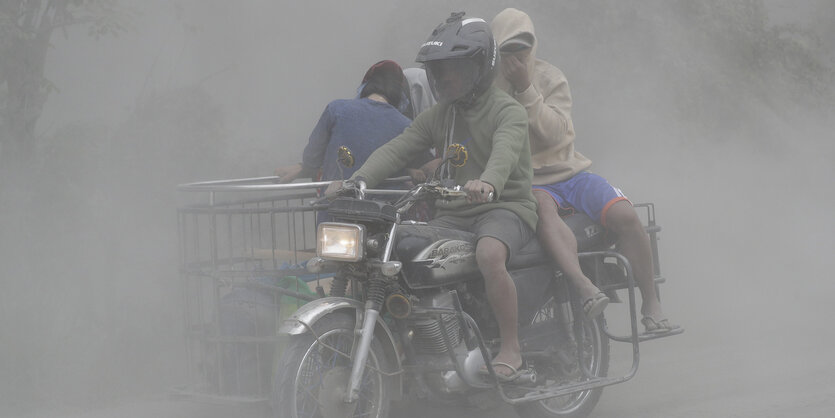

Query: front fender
[279,297,363,335]
[279,296,403,400]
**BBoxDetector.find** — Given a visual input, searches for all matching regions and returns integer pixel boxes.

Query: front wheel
[515,300,610,418]
[272,312,391,418]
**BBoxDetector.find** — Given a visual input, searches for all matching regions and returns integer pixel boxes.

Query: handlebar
[178,177,476,215]
[177,176,412,193]
[388,182,468,214]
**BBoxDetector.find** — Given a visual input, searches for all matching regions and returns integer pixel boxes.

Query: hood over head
[490,8,538,93]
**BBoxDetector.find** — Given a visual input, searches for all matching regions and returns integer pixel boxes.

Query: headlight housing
[317,222,365,262]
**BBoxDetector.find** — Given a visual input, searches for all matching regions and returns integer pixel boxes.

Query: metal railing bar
[177,176,412,193]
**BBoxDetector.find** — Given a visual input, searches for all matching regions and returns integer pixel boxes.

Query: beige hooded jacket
[491,8,591,185]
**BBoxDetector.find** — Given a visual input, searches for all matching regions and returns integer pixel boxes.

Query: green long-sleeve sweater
[351,86,538,231]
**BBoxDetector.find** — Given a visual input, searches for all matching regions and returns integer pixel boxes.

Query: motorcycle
[271,145,682,418]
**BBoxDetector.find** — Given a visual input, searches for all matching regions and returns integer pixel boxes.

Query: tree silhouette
[0,0,129,163]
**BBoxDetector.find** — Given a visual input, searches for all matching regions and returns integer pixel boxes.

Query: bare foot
[641,301,679,332]
[578,284,603,304]
[641,299,665,321]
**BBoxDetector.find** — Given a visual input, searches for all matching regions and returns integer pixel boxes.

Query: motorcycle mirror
[429,143,469,183]
[446,143,468,167]
[338,146,355,168]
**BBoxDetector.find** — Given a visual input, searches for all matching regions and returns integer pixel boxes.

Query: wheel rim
[531,299,604,415]
[292,328,384,418]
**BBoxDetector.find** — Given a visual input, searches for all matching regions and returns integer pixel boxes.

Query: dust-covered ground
[1,1,834,417]
[7,125,833,418]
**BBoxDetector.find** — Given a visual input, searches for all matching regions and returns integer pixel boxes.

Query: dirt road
[9,129,835,418]
[12,294,835,418]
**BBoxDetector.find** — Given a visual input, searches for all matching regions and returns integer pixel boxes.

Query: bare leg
[533,190,602,302]
[604,200,665,320]
[476,236,521,377]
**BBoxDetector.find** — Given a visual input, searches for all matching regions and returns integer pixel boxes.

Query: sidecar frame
[172,177,332,405]
[172,176,411,405]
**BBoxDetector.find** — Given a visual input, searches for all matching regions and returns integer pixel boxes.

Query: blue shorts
[532,172,630,225]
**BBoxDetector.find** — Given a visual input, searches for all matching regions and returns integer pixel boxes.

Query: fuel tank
[394,224,481,289]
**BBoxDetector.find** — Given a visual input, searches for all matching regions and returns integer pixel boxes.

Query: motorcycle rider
[490,8,678,332]
[327,12,537,379]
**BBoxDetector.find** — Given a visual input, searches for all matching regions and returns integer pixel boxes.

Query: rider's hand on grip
[463,179,495,203]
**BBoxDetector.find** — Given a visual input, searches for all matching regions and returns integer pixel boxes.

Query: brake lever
[438,186,467,200]
[421,183,466,201]
[310,179,353,206]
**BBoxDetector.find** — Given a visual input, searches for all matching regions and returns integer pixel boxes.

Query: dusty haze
[1,1,833,417]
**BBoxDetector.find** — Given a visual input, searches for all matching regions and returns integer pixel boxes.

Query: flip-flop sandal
[641,316,680,334]
[480,361,522,382]
[583,292,610,319]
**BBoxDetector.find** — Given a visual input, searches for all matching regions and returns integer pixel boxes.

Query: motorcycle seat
[394,213,608,270]
[509,213,609,268]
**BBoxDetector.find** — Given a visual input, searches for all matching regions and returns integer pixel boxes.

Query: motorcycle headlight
[317,222,365,262]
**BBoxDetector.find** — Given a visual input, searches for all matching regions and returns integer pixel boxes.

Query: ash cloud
[1,1,832,415]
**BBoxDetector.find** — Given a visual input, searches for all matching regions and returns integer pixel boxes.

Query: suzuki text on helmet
[416,12,498,106]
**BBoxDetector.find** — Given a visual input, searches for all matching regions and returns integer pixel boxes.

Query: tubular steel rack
[173,176,330,404]
[172,176,409,404]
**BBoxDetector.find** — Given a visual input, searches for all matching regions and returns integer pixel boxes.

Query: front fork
[346,218,397,403]
[346,301,380,402]
[345,273,387,403]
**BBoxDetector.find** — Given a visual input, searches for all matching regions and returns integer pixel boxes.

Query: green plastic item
[275,275,317,322]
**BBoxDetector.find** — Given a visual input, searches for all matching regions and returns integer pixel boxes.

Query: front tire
[516,300,610,418]
[272,312,391,418]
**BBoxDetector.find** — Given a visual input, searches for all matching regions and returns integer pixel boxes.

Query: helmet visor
[425,59,479,104]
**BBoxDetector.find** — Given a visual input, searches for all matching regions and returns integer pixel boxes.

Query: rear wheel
[516,299,610,418]
[272,312,391,418]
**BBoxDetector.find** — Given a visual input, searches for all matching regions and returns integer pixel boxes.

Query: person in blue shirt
[275,60,429,184]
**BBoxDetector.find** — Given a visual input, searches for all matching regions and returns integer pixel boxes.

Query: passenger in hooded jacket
[491,8,678,333]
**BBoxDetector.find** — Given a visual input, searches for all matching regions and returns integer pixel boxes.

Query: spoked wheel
[272,312,391,418]
[516,298,609,418]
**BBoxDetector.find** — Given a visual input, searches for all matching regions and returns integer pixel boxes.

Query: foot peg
[506,369,537,385]
[638,326,685,342]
